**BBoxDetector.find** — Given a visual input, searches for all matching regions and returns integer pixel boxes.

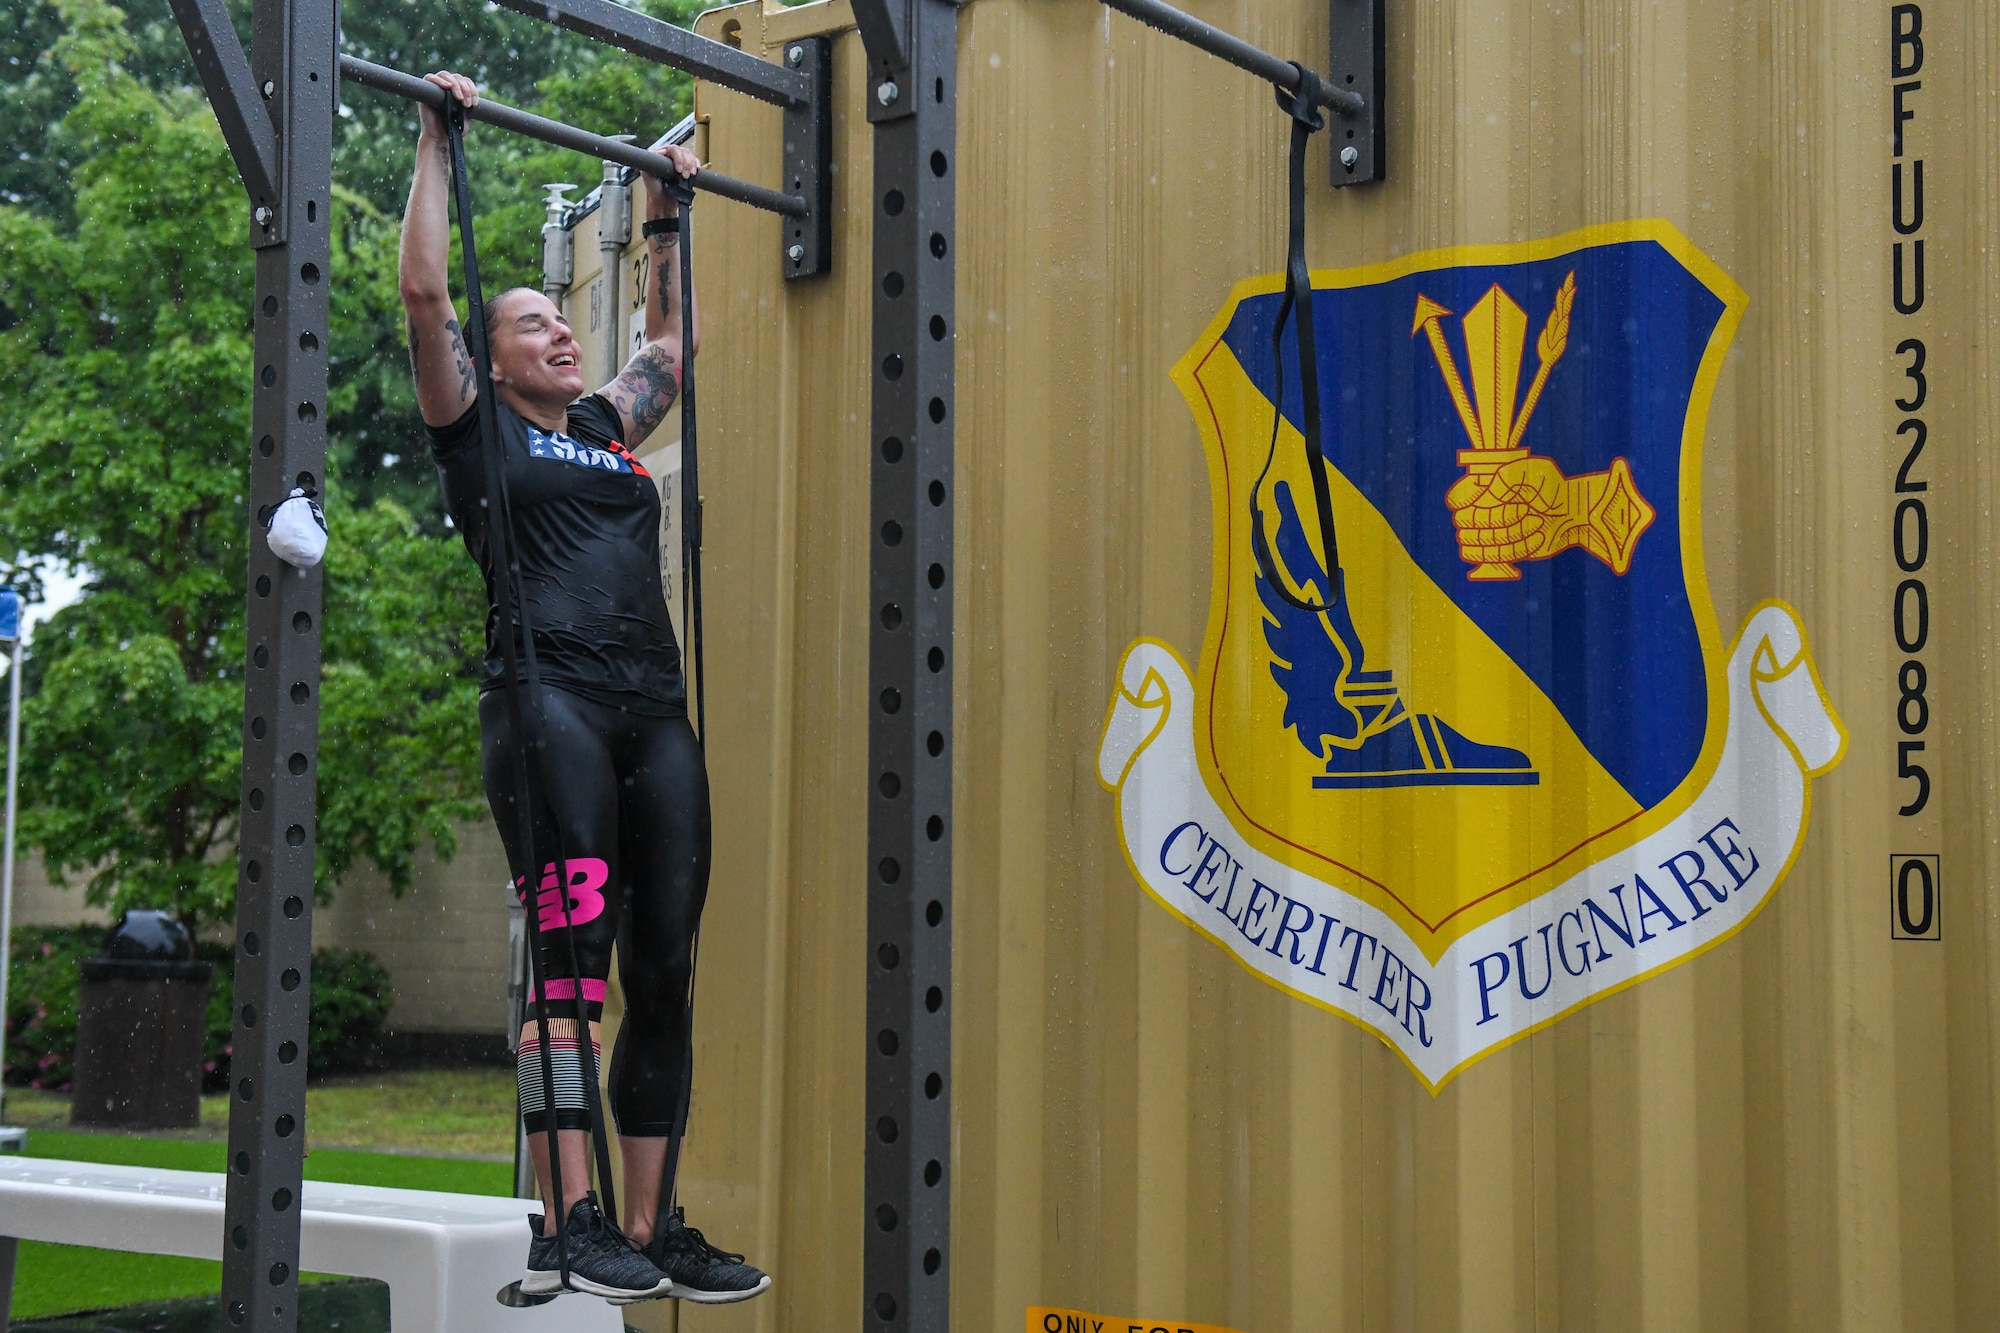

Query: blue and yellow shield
[1176,221,1747,955]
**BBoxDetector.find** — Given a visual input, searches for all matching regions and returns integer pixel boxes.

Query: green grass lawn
[6,1065,517,1159]
[9,1069,517,1320]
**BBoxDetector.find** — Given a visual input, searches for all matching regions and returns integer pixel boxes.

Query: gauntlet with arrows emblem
[1415,272,1656,581]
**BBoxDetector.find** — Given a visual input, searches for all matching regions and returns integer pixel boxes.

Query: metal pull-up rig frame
[158,0,1378,1326]
[160,0,833,1328]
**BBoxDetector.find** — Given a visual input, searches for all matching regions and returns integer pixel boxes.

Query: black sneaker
[641,1206,772,1304]
[520,1195,673,1301]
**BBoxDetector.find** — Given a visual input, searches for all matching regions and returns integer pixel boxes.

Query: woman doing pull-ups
[398,70,766,1306]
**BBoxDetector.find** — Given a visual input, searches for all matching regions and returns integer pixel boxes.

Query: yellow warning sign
[1027,1307,1245,1333]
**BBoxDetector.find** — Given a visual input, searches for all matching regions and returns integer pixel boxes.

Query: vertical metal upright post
[858,0,956,1328]
[222,0,332,1328]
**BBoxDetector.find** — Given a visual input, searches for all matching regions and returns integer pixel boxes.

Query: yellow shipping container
[556,0,2000,1328]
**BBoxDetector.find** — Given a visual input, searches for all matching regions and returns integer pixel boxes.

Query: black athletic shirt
[427,393,685,717]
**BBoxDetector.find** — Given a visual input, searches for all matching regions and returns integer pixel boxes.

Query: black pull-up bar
[1098,0,1365,114]
[337,54,808,218]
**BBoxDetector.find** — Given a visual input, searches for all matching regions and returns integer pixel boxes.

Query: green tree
[0,0,708,930]
[0,0,485,929]
[4,0,699,523]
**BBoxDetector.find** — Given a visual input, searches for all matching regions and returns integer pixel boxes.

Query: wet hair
[481,287,541,336]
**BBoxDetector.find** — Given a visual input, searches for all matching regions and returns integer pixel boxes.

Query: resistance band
[1248,63,1342,612]
[675,183,705,748]
[649,180,707,1255]
[445,110,622,1280]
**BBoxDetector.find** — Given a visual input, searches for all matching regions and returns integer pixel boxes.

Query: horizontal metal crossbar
[337,55,807,217]
[489,0,811,108]
[1098,0,1364,113]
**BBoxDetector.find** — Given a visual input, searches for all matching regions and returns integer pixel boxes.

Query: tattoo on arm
[406,319,420,376]
[445,318,474,401]
[613,345,679,440]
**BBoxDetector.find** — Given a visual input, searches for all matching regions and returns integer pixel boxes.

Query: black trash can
[71,910,214,1128]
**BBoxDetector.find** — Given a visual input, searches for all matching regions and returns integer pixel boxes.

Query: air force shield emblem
[1099,222,1848,1089]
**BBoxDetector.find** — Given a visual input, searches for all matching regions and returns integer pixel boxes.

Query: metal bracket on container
[781,36,834,278]
[1328,0,1385,186]
[492,0,832,271]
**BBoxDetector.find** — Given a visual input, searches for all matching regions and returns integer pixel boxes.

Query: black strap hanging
[1249,63,1343,612]
[445,110,622,1258]
[651,180,705,1247]
[676,184,705,749]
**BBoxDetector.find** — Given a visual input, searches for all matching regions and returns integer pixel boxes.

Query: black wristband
[641,215,679,239]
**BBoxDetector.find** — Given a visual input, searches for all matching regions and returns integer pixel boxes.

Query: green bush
[5,927,97,1091]
[304,948,395,1076]
[5,926,394,1090]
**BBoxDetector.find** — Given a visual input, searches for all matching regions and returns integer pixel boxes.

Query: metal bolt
[261,80,275,98]
[788,244,806,263]
[877,80,900,106]
[787,45,804,66]
[1340,145,1360,168]
[254,206,273,227]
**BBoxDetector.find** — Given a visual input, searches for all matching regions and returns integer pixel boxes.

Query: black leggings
[481,683,710,1137]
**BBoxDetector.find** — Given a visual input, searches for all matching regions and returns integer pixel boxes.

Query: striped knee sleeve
[518,1031,600,1133]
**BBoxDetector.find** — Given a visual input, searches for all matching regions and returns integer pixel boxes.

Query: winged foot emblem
[1257,482,1539,789]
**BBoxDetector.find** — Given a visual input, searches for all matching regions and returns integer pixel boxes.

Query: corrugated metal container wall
[563,5,876,1332]
[574,0,2000,1329]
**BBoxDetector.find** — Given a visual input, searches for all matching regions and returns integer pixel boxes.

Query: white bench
[0,1157,621,1333]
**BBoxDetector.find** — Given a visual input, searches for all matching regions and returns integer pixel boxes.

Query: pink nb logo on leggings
[516,859,609,932]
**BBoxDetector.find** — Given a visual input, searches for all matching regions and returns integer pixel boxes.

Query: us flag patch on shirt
[527,424,649,477]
